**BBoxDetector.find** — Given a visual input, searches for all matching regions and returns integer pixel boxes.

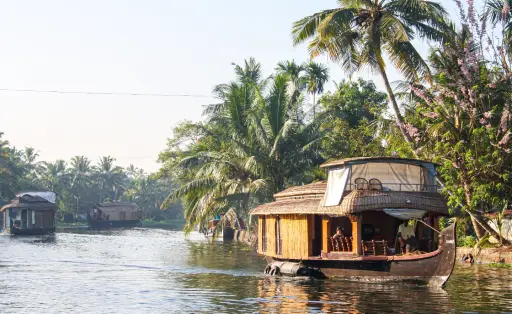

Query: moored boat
[1,191,57,235]
[87,202,143,229]
[250,157,456,287]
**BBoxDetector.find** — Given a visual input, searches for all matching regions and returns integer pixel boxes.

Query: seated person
[398,220,416,253]
[332,226,345,241]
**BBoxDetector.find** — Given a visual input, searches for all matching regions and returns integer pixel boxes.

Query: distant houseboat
[251,157,456,287]
[1,191,57,235]
[87,202,143,229]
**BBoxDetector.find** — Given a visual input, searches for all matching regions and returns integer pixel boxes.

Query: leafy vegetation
[156,0,512,247]
[2,0,512,247]
[0,136,179,221]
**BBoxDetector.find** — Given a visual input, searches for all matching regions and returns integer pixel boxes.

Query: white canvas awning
[350,162,430,191]
[383,208,427,220]
[323,167,350,207]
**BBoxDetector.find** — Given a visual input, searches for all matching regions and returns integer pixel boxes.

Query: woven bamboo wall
[258,214,309,259]
[280,214,309,259]
[258,217,262,253]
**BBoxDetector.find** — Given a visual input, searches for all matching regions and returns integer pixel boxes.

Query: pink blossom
[467,0,480,36]
[469,89,476,104]
[464,47,479,70]
[499,131,511,146]
[479,118,487,124]
[501,105,510,132]
[486,124,492,129]
[488,83,496,88]
[409,84,430,104]
[424,112,439,119]
[483,111,492,119]
[460,63,472,81]
[503,3,510,18]
[454,0,466,20]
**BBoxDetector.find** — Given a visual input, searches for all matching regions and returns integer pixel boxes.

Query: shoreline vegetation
[55,219,186,230]
[157,0,512,250]
[0,151,181,226]
[1,0,512,253]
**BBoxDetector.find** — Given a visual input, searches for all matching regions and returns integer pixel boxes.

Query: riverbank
[140,219,186,230]
[456,247,512,264]
[55,219,186,232]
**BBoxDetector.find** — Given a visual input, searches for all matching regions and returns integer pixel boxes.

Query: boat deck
[300,249,442,262]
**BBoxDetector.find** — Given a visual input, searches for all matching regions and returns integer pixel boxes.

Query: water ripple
[0,229,510,313]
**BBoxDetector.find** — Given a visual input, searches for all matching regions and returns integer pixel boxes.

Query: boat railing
[346,183,440,193]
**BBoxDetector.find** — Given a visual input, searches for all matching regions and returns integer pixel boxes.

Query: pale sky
[0,0,464,172]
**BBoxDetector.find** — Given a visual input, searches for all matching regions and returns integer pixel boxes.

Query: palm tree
[37,160,67,191]
[487,0,512,52]
[292,0,448,143]
[69,156,92,213]
[93,156,125,202]
[164,59,325,231]
[276,60,305,82]
[303,61,329,119]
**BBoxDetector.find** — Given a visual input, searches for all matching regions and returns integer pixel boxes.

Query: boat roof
[92,202,140,212]
[320,156,439,168]
[251,190,447,216]
[273,181,326,199]
[1,194,57,211]
[251,181,448,216]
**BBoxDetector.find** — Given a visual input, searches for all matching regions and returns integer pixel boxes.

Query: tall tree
[487,0,512,52]
[292,0,448,143]
[159,59,327,231]
[405,21,512,243]
[93,156,126,202]
[320,78,388,159]
[69,156,92,213]
[304,61,329,119]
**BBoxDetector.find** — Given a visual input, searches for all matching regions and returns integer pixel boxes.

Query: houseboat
[87,201,143,229]
[1,191,57,235]
[251,157,456,287]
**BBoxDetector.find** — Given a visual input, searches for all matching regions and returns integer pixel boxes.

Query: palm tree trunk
[376,62,414,144]
[312,92,316,120]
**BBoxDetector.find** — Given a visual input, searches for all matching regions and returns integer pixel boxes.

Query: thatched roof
[273,181,326,199]
[251,186,448,216]
[93,202,140,213]
[1,194,57,211]
[320,156,438,168]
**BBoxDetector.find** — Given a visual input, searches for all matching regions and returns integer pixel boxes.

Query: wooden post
[349,215,362,255]
[308,215,314,256]
[433,216,439,248]
[322,216,331,253]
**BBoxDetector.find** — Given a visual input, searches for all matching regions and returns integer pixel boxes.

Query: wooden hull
[267,222,456,287]
[9,227,55,235]
[87,220,141,229]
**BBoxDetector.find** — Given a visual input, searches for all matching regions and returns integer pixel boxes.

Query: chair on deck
[328,236,353,252]
[354,178,369,190]
[369,178,382,191]
[361,240,389,256]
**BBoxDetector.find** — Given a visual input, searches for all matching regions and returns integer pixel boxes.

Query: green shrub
[459,235,477,247]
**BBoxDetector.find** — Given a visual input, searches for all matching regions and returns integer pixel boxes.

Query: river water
[0,228,511,313]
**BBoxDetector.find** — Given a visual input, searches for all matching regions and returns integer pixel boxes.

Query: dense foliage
[0,134,179,221]
[158,59,389,231]
[157,0,512,246]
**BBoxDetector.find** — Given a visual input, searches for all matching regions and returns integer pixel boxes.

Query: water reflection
[0,229,510,313]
